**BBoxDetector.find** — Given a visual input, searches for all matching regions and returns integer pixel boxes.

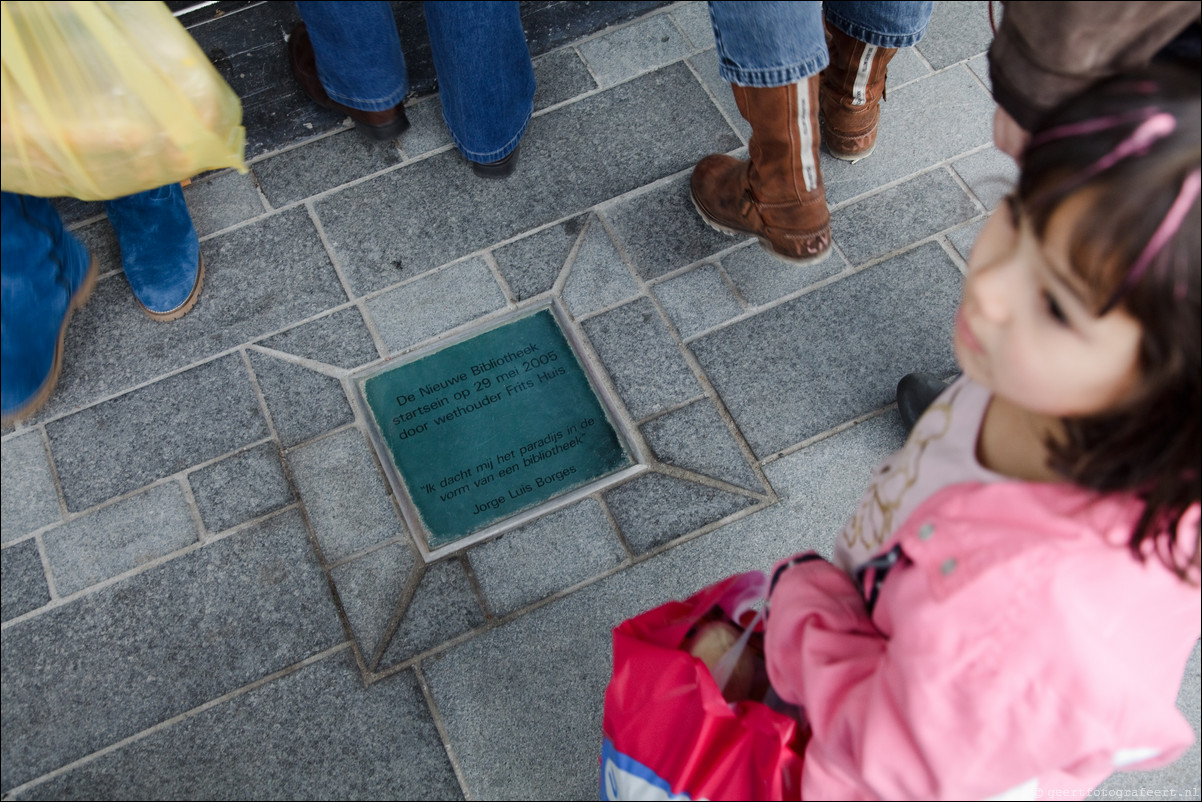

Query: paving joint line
[0,502,307,631]
[0,643,355,799]
[413,663,476,801]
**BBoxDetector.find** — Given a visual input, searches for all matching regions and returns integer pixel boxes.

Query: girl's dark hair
[1018,62,1201,579]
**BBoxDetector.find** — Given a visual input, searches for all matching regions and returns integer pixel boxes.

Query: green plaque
[359,307,634,550]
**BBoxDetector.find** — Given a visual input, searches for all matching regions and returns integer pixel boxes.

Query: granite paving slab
[561,216,641,318]
[691,242,962,458]
[577,12,695,88]
[45,354,269,512]
[71,217,122,278]
[286,428,404,564]
[378,557,487,668]
[948,218,987,262]
[969,52,991,88]
[183,171,266,237]
[364,257,509,355]
[35,208,347,421]
[247,351,354,448]
[518,1,672,58]
[253,131,404,209]
[718,241,848,308]
[830,168,979,266]
[15,652,462,801]
[329,542,420,665]
[821,66,995,206]
[687,48,750,142]
[604,173,741,280]
[533,48,598,111]
[5,4,1198,799]
[669,0,714,50]
[652,263,744,337]
[256,306,381,369]
[1,540,50,624]
[187,442,294,534]
[1,432,60,544]
[370,96,445,162]
[314,63,740,293]
[915,0,998,70]
[604,470,759,554]
[640,399,762,492]
[492,215,588,301]
[41,482,199,597]
[50,196,103,228]
[952,145,1018,211]
[466,498,628,617]
[579,297,702,421]
[883,45,935,88]
[0,509,343,792]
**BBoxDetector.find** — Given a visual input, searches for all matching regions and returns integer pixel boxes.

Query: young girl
[703,63,1201,800]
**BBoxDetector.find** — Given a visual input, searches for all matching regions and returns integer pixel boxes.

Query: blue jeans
[708,1,933,86]
[297,1,535,163]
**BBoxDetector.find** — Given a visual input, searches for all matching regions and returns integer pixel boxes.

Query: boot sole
[139,255,205,322]
[689,188,833,268]
[2,256,99,426]
[825,141,876,163]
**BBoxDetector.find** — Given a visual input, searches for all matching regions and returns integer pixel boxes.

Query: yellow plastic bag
[1,0,247,200]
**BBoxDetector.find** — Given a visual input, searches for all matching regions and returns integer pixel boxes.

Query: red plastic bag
[601,572,806,800]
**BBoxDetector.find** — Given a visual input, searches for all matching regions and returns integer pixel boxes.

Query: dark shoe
[471,145,520,179]
[289,23,410,141]
[1,193,98,424]
[896,373,949,431]
[105,184,204,321]
[820,22,898,162]
[689,77,832,266]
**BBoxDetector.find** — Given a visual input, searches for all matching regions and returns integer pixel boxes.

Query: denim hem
[323,83,409,113]
[718,53,828,87]
[449,106,533,163]
[823,10,929,49]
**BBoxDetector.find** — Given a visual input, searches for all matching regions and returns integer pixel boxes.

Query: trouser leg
[1,193,95,421]
[424,1,534,164]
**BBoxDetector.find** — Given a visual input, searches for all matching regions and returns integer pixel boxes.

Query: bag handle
[710,605,765,692]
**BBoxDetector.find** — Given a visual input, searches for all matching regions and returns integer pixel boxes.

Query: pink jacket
[766,481,1200,801]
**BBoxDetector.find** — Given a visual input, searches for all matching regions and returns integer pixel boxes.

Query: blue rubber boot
[1,192,98,423]
[104,183,204,321]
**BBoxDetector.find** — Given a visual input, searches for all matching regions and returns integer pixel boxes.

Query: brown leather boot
[289,24,410,141]
[690,76,831,266]
[820,23,897,162]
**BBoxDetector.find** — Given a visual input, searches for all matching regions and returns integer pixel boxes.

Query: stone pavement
[1,2,1199,799]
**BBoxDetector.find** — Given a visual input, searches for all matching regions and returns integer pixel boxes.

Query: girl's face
[955,191,1144,419]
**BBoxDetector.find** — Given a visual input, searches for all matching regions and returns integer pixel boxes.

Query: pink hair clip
[1026,112,1178,213]
[1028,107,1158,148]
[1103,167,1201,313]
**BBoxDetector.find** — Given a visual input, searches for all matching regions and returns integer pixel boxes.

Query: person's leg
[691,1,831,264]
[708,0,828,87]
[820,1,933,160]
[292,1,410,140]
[1,193,96,423]
[104,184,203,322]
[896,372,950,432]
[424,1,534,175]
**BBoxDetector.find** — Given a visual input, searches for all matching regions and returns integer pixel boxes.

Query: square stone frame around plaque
[350,300,649,563]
